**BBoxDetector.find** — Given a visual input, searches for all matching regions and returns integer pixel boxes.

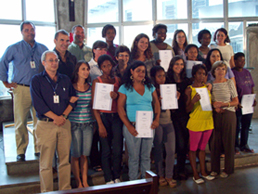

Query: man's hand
[3,81,17,90]
[53,115,66,126]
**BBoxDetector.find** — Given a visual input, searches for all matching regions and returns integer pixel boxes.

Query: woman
[205,49,235,84]
[117,61,160,180]
[150,66,177,188]
[211,28,235,68]
[210,61,238,178]
[172,29,188,60]
[114,45,131,78]
[150,24,175,64]
[197,29,211,59]
[166,55,192,180]
[102,24,118,60]
[92,54,123,184]
[69,61,95,188]
[131,33,156,77]
[185,64,214,184]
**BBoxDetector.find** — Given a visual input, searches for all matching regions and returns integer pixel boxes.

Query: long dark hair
[213,28,230,43]
[172,29,188,55]
[166,55,186,83]
[131,33,153,60]
[205,48,224,72]
[71,60,90,84]
[122,60,152,91]
[150,66,165,87]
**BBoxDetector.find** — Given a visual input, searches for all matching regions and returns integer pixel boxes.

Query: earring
[130,75,133,80]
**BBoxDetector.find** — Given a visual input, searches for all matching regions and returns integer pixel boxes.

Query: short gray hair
[41,50,58,63]
[211,60,228,78]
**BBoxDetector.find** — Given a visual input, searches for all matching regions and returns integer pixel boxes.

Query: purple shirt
[232,68,254,101]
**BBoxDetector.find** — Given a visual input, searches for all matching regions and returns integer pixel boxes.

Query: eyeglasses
[45,59,60,63]
[118,54,129,58]
[96,48,108,51]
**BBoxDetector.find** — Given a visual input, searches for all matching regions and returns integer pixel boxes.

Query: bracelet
[228,102,230,107]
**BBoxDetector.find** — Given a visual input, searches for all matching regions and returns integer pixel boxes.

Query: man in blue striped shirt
[0,21,48,161]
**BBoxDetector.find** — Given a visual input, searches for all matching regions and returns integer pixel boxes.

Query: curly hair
[197,29,211,44]
[102,24,116,38]
[122,60,152,91]
[213,28,230,43]
[71,60,90,84]
[131,33,153,60]
[191,64,207,78]
[205,48,224,72]
[166,55,186,83]
[152,24,167,37]
[172,29,188,55]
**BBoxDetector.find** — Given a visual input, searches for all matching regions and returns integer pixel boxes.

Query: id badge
[53,95,59,103]
[30,61,36,68]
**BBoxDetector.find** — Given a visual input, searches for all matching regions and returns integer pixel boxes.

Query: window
[192,0,223,18]
[228,22,243,53]
[229,0,258,17]
[0,0,56,97]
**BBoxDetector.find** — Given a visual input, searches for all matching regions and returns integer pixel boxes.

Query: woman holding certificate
[92,54,123,184]
[166,55,192,180]
[117,61,160,180]
[210,61,238,178]
[185,65,214,184]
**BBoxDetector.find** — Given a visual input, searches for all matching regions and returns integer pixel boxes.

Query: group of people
[0,21,256,193]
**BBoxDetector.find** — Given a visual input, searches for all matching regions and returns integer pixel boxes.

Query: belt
[39,118,54,122]
[17,83,30,87]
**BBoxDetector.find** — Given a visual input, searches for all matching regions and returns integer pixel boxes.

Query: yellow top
[186,85,214,132]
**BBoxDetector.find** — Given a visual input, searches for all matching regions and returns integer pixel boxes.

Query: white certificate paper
[160,84,178,110]
[159,50,173,71]
[136,111,153,138]
[93,83,114,111]
[241,94,256,115]
[195,88,212,111]
[186,61,203,78]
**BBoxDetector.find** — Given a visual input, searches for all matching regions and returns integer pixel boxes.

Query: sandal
[159,177,167,186]
[93,165,102,172]
[166,178,177,188]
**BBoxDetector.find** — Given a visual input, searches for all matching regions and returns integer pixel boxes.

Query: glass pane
[88,0,119,23]
[164,24,188,46]
[192,0,223,18]
[35,26,56,50]
[228,22,243,53]
[87,26,120,49]
[247,21,258,27]
[0,0,22,20]
[192,22,224,46]
[123,0,152,21]
[229,0,258,17]
[123,25,153,49]
[157,0,187,20]
[26,0,55,22]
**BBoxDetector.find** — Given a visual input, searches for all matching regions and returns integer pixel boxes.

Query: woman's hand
[206,83,212,91]
[253,99,257,107]
[98,124,107,138]
[151,119,159,129]
[213,101,223,109]
[128,125,138,137]
[215,107,222,113]
[70,96,79,103]
[110,91,118,99]
[176,91,181,100]
[192,93,201,104]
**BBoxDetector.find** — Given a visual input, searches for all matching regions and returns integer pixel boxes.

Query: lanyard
[45,76,58,95]
[30,46,36,61]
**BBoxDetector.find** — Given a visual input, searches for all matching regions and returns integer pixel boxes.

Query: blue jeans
[99,113,123,182]
[123,125,154,180]
[70,122,94,157]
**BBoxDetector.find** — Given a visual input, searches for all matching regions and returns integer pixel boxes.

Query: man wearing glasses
[0,21,48,161]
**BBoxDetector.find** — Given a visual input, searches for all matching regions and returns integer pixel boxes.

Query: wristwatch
[62,114,68,119]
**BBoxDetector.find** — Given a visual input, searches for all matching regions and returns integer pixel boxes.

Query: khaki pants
[36,120,72,192]
[13,85,38,155]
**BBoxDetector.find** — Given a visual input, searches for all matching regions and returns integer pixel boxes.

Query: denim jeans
[123,125,154,180]
[99,113,123,182]
[70,122,94,157]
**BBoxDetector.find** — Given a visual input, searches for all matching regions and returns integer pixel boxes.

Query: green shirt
[68,42,92,62]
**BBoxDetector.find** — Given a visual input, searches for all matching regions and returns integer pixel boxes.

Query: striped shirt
[69,84,95,123]
[211,79,238,112]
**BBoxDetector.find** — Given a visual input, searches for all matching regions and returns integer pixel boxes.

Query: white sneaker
[106,180,114,184]
[114,179,121,183]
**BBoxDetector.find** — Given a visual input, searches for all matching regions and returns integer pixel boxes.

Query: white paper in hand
[136,111,153,138]
[93,82,114,111]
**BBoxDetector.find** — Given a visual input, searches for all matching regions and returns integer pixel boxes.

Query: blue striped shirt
[69,84,95,123]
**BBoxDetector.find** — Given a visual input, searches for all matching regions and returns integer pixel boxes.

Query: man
[68,25,92,62]
[89,40,108,82]
[30,50,77,192]
[0,21,48,161]
[39,29,76,79]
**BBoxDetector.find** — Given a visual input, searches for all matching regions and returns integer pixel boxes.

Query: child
[150,66,177,188]
[185,64,215,184]
[232,52,256,154]
[69,61,95,188]
[92,54,123,184]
